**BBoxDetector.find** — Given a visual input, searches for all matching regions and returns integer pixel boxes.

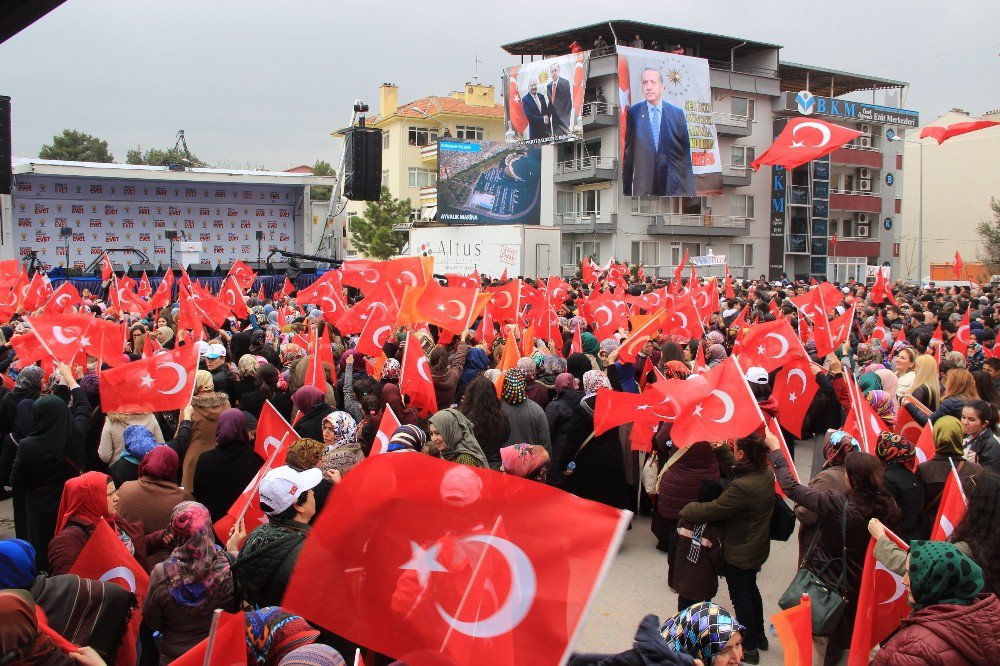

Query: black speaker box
[297,261,318,273]
[269,262,291,274]
[343,127,383,201]
[0,97,10,196]
[188,264,214,277]
[129,263,156,276]
[65,268,84,278]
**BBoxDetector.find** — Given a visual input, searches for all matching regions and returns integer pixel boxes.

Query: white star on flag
[400,540,447,587]
[139,373,154,388]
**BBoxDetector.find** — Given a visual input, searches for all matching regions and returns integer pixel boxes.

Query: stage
[49,272,324,298]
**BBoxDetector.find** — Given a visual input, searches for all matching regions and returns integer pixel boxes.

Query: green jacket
[679,446,775,569]
[232,516,310,608]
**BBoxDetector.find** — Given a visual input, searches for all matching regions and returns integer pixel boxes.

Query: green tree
[975,197,1000,274]
[310,159,335,200]
[349,187,411,259]
[126,146,207,167]
[39,129,114,162]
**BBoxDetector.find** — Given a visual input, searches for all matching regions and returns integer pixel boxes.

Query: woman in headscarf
[378,357,401,383]
[144,502,239,664]
[500,443,550,482]
[385,425,427,454]
[874,431,923,542]
[77,373,105,474]
[580,331,604,370]
[156,325,176,350]
[0,589,78,666]
[9,366,92,570]
[108,406,194,487]
[426,408,489,468]
[457,375,509,470]
[277,645,346,666]
[428,335,471,411]
[916,415,983,538]
[857,370,883,394]
[873,366,899,402]
[246,607,321,666]
[192,409,264,521]
[500,368,550,451]
[234,354,261,407]
[661,601,746,666]
[872,542,1000,665]
[867,389,898,427]
[375,382,419,429]
[319,412,364,475]
[545,372,584,468]
[0,539,135,664]
[457,347,490,397]
[48,471,162,575]
[0,365,43,494]
[566,352,592,388]
[705,343,727,368]
[183,369,231,491]
[240,363,292,422]
[291,385,334,442]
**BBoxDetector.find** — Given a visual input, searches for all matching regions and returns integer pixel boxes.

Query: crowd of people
[0,265,999,666]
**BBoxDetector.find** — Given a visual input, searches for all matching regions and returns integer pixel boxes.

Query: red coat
[873,594,1000,665]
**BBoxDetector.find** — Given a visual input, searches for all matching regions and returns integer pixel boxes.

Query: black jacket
[545,388,584,468]
[192,443,264,521]
[882,462,923,543]
[233,517,309,608]
[568,614,696,666]
[294,402,334,442]
[239,389,293,422]
[967,428,1000,473]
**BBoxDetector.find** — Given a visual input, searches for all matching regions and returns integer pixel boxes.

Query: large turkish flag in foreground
[99,342,199,413]
[282,454,631,666]
[848,532,910,666]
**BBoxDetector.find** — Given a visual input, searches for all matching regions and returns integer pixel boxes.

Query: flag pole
[202,609,222,666]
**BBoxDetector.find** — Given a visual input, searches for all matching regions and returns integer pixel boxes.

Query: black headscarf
[23,395,73,458]
[12,399,35,443]
[567,352,592,386]
[230,332,252,363]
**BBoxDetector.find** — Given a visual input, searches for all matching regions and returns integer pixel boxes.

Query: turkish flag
[336,295,391,336]
[848,532,910,666]
[297,269,343,305]
[136,272,152,299]
[663,294,704,340]
[894,398,926,448]
[400,332,437,416]
[693,343,709,374]
[593,377,697,434]
[445,272,480,289]
[99,343,199,413]
[738,318,807,373]
[951,308,971,355]
[930,324,944,365]
[399,281,486,336]
[920,120,999,144]
[356,303,396,358]
[790,282,842,323]
[175,293,204,336]
[9,332,55,377]
[216,425,291,542]
[774,360,818,439]
[100,253,114,281]
[953,251,964,279]
[171,610,247,666]
[751,117,863,171]
[585,292,629,341]
[914,421,935,465]
[228,259,257,290]
[26,312,94,364]
[22,272,54,312]
[506,65,528,134]
[816,304,854,358]
[724,269,734,299]
[570,325,583,355]
[691,278,719,321]
[770,595,811,666]
[142,334,162,358]
[618,308,667,363]
[841,373,886,454]
[304,326,336,392]
[83,319,128,367]
[278,276,295,298]
[669,357,766,448]
[670,248,689,294]
[217,276,248,320]
[187,284,231,330]
[869,312,890,350]
[252,400,298,462]
[45,281,83,313]
[930,465,967,541]
[0,272,24,320]
[372,405,402,456]
[147,271,174,312]
[71,520,149,666]
[870,266,896,306]
[486,280,523,325]
[581,256,599,285]
[108,276,150,317]
[282,453,631,666]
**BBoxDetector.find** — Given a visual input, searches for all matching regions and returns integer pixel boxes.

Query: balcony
[553,156,617,185]
[713,112,752,137]
[830,145,883,168]
[829,189,882,214]
[588,49,618,78]
[581,101,618,129]
[830,237,881,258]
[555,212,617,234]
[722,164,751,187]
[419,186,437,206]
[646,214,750,237]
[708,61,781,96]
[420,144,438,163]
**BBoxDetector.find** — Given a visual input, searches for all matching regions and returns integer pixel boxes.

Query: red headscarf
[138,446,179,481]
[54,471,113,534]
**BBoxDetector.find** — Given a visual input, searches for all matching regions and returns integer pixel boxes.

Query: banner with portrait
[504,51,589,144]
[617,46,722,197]
[436,140,541,225]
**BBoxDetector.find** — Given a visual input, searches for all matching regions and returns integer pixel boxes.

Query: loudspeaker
[255,230,264,240]
[165,230,179,240]
[65,268,84,278]
[0,97,10,195]
[129,262,156,277]
[298,261,318,273]
[188,264,214,277]
[59,227,73,237]
[269,262,291,274]
[218,263,235,273]
[343,127,383,201]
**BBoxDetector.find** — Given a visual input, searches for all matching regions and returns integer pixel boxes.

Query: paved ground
[0,444,812,665]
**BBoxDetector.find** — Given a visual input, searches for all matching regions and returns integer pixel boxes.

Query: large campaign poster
[617,46,722,197]
[504,51,589,144]
[436,139,541,225]
[10,175,297,270]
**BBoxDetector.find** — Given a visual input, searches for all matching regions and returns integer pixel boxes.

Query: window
[556,191,574,214]
[407,126,438,147]
[731,96,755,120]
[577,190,600,215]
[631,241,658,265]
[381,170,389,187]
[382,132,390,149]
[670,242,701,266]
[730,145,756,168]
[841,218,854,238]
[728,243,754,267]
[729,195,754,218]
[576,241,600,264]
[407,167,436,188]
[455,125,484,141]
[631,195,656,214]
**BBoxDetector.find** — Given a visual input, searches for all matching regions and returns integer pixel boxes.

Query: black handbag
[778,499,849,636]
[770,493,796,541]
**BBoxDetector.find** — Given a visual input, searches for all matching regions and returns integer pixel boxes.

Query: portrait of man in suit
[622,67,696,197]
[521,80,551,140]
[546,63,572,137]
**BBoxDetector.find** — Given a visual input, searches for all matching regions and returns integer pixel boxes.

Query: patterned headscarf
[238,354,260,379]
[541,354,567,376]
[379,357,401,381]
[322,411,357,449]
[500,443,549,482]
[875,431,914,465]
[866,390,897,425]
[161,502,231,609]
[387,424,427,453]
[278,645,346,666]
[706,330,725,346]
[660,601,745,664]
[822,430,860,468]
[907,541,984,610]
[122,425,159,464]
[662,360,691,380]
[582,369,611,397]
[501,369,527,405]
[286,438,325,472]
[246,607,320,666]
[13,365,43,392]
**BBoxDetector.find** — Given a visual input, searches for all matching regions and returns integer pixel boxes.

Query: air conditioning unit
[856,224,870,237]
[856,213,870,224]
[857,168,872,179]
[859,179,872,192]
[859,136,873,148]
[860,124,873,136]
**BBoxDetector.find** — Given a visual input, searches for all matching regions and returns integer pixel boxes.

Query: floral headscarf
[322,411,357,449]
[907,541,984,610]
[582,369,611,397]
[660,601,745,664]
[822,430,860,468]
[874,431,914,465]
[380,357,401,381]
[866,389,897,425]
[966,343,985,372]
[501,369,527,405]
[246,607,320,666]
[500,443,550,482]
[541,354,567,376]
[161,502,231,609]
[285,438,325,472]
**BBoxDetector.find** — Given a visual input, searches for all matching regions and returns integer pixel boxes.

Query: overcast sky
[1,0,997,170]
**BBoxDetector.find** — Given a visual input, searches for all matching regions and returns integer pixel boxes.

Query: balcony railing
[842,140,881,152]
[557,212,603,223]
[713,112,750,128]
[554,156,616,174]
[724,164,751,176]
[420,144,438,161]
[707,60,779,78]
[418,186,437,204]
[659,214,749,228]
[582,101,616,117]
[830,188,881,197]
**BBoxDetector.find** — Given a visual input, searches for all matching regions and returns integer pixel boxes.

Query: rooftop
[778,61,908,97]
[367,94,504,125]
[12,158,336,185]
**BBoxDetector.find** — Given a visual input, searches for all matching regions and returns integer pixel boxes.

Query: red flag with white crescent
[738,318,808,373]
[848,531,910,665]
[44,281,83,313]
[930,463,967,541]
[668,357,767,448]
[371,405,402,456]
[951,308,971,355]
[218,275,248,320]
[228,259,257,290]
[751,118,863,171]
[773,360,818,439]
[617,54,630,163]
[25,312,94,364]
[399,332,437,416]
[100,252,114,281]
[98,342,199,413]
[507,65,528,135]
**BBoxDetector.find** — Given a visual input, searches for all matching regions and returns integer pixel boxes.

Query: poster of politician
[617,46,722,197]
[505,51,589,144]
[437,139,541,225]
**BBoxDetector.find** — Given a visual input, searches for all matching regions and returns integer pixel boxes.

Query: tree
[310,159,335,200]
[126,146,207,168]
[39,129,114,162]
[349,187,411,259]
[975,197,1000,274]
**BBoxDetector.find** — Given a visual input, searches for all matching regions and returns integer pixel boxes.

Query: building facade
[500,21,915,281]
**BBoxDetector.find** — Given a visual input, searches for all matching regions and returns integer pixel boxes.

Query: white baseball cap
[204,343,226,359]
[745,366,769,385]
[258,465,323,515]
